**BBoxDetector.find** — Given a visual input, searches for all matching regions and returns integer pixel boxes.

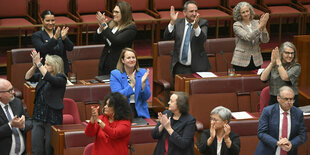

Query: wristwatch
[37,63,43,68]
[102,23,107,27]
[97,119,102,124]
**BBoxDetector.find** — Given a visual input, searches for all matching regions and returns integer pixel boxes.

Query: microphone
[219,51,229,75]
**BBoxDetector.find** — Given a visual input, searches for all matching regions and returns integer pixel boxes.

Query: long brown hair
[109,1,135,31]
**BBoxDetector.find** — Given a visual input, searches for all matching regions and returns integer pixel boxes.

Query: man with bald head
[255,86,307,155]
[0,78,32,155]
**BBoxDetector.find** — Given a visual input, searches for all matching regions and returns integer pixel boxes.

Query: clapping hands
[90,105,100,123]
[96,11,108,30]
[10,115,25,129]
[170,6,179,25]
[30,50,42,66]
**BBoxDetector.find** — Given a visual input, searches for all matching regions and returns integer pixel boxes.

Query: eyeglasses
[210,117,222,122]
[283,51,294,55]
[280,97,295,102]
[0,87,14,93]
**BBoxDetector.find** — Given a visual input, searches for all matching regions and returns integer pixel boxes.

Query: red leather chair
[227,0,269,16]
[63,98,82,124]
[36,0,80,44]
[261,0,305,43]
[75,0,112,44]
[0,0,36,47]
[152,0,184,41]
[83,143,94,155]
[195,0,233,38]
[258,86,270,112]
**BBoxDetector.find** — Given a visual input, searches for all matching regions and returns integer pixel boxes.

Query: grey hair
[277,86,294,97]
[233,2,255,21]
[279,41,298,68]
[210,106,232,123]
[183,0,198,11]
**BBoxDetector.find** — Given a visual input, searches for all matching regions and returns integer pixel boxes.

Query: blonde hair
[116,48,139,73]
[45,54,64,76]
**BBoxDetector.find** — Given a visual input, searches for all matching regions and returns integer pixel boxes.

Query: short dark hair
[184,0,198,11]
[41,10,55,20]
[102,92,132,120]
[174,91,189,114]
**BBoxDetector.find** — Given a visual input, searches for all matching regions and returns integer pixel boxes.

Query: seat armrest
[154,80,171,90]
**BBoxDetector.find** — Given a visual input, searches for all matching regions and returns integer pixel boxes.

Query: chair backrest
[38,0,70,15]
[63,98,81,124]
[83,143,94,155]
[77,0,107,14]
[154,0,184,11]
[0,0,28,17]
[153,41,174,85]
[263,0,292,5]
[7,48,34,92]
[258,86,270,112]
[205,38,235,72]
[300,0,310,4]
[229,0,257,8]
[117,0,148,12]
[195,0,221,8]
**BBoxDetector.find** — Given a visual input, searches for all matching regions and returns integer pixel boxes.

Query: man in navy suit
[0,79,32,155]
[164,0,211,84]
[255,86,307,155]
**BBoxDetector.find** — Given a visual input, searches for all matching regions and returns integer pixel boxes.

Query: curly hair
[233,2,255,21]
[102,92,132,120]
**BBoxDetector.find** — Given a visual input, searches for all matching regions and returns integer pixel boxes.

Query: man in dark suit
[255,86,307,155]
[0,78,32,155]
[164,0,211,83]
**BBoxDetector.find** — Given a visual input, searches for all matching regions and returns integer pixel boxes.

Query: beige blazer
[231,20,269,67]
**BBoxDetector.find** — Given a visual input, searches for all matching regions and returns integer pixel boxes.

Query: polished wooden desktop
[175,71,258,92]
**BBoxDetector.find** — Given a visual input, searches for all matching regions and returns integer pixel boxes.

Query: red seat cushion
[63,114,74,124]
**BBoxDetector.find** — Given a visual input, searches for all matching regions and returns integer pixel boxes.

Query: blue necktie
[4,105,21,154]
[182,23,192,63]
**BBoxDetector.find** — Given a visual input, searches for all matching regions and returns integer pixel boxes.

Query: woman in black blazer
[152,92,196,155]
[32,10,74,74]
[197,106,240,155]
[25,50,67,155]
[94,1,137,76]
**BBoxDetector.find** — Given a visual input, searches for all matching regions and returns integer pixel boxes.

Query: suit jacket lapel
[274,105,280,137]
[290,108,297,136]
[0,106,8,122]
[9,101,17,117]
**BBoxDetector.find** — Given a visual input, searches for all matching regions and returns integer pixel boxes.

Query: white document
[196,72,217,78]
[232,111,254,119]
[257,68,265,75]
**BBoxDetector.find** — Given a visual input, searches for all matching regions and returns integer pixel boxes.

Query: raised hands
[141,69,149,90]
[193,13,200,29]
[223,124,231,138]
[170,6,179,25]
[90,105,100,124]
[96,11,108,30]
[10,115,25,129]
[271,47,281,65]
[259,13,269,31]
[61,26,69,40]
[30,50,42,66]
[129,70,136,88]
[54,27,61,40]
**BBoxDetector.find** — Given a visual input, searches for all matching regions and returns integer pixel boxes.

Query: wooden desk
[51,119,157,155]
[175,71,258,92]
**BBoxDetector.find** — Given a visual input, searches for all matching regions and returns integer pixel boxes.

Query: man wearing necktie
[255,86,307,155]
[164,0,211,85]
[0,78,32,155]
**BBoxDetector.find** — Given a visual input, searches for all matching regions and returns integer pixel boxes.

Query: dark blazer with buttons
[32,30,74,74]
[164,18,211,74]
[255,104,307,155]
[0,98,33,155]
[94,24,137,76]
[27,72,67,110]
[152,110,196,155]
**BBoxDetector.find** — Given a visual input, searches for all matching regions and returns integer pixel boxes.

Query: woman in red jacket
[85,92,132,155]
